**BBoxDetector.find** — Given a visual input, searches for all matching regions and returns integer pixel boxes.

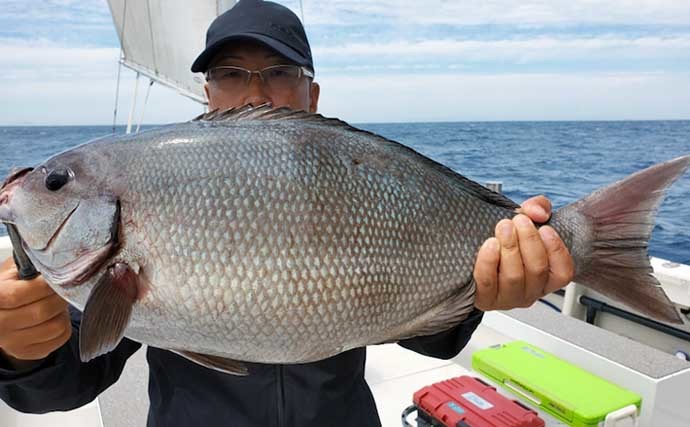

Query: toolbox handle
[603,404,638,427]
[401,405,417,427]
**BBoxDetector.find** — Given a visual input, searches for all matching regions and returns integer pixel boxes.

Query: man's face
[204,40,320,112]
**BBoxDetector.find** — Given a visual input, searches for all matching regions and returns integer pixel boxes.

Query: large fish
[0,105,687,375]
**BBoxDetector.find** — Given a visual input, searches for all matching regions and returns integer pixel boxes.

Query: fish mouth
[24,201,120,288]
[1,167,33,191]
[0,167,33,223]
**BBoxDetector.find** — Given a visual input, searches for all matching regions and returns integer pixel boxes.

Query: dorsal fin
[193,104,519,210]
[194,103,363,128]
[193,103,317,122]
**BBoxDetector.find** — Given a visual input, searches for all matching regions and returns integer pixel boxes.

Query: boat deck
[1,238,689,426]
[1,328,569,427]
[5,303,689,426]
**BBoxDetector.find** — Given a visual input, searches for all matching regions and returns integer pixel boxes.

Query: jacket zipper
[276,364,285,427]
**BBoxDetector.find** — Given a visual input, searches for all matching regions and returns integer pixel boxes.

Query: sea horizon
[2,118,690,128]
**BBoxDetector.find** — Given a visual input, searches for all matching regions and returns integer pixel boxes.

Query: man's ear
[309,81,320,113]
[204,83,214,110]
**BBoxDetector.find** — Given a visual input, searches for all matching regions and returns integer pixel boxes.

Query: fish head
[1,162,79,248]
[0,151,119,287]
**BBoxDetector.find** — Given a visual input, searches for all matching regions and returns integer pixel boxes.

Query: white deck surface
[0,400,102,427]
[367,327,567,426]
[1,323,569,427]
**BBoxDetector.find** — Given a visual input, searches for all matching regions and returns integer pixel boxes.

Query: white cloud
[5,35,688,83]
[3,0,109,24]
[8,0,689,29]
[2,2,689,125]
[317,71,690,123]
[314,36,690,65]
[2,68,688,125]
[0,39,119,77]
[0,40,202,126]
[0,74,203,126]
[294,0,690,26]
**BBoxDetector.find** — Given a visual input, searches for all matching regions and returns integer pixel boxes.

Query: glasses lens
[262,65,302,90]
[207,67,249,90]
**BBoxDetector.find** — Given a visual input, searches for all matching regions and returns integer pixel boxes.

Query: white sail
[106,0,237,103]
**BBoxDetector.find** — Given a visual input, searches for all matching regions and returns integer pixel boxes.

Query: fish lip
[1,167,33,190]
[0,205,13,223]
[0,167,34,222]
[24,200,120,288]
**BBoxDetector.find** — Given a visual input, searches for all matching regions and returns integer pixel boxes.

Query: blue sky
[1,0,690,125]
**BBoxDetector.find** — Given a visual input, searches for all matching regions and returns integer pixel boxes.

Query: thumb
[518,195,551,223]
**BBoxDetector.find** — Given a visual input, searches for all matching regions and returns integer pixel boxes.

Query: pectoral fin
[80,262,138,362]
[172,350,249,376]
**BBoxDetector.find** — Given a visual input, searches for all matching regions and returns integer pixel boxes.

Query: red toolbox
[402,375,545,427]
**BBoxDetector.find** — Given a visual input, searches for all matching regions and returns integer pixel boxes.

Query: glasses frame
[205,64,314,89]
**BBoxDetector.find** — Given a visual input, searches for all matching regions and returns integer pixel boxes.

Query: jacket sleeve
[397,308,484,359]
[0,305,142,413]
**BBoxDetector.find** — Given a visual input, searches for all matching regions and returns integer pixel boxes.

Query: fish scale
[0,105,685,374]
[106,119,496,363]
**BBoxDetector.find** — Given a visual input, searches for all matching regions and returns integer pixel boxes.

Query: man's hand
[473,195,575,311]
[0,257,71,368]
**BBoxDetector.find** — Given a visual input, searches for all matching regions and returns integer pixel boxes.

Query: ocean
[1,120,689,263]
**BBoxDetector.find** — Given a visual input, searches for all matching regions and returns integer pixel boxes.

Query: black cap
[191,0,313,73]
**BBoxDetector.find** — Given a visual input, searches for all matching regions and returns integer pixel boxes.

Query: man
[0,1,573,426]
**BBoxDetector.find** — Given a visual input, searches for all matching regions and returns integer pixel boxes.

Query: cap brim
[191,33,312,73]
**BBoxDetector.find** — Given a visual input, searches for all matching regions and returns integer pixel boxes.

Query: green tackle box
[471,341,641,427]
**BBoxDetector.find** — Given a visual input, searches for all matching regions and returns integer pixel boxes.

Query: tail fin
[552,155,690,324]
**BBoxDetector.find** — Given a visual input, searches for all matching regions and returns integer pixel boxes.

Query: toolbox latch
[603,404,638,427]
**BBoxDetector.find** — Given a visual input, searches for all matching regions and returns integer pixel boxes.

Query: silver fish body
[69,113,498,363]
[0,106,686,372]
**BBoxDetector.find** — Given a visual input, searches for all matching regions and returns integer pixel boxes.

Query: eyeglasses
[205,64,314,92]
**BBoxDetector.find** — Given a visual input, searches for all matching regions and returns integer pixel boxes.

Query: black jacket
[0,305,483,427]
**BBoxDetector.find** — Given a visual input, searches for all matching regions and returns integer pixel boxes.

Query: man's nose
[242,73,271,107]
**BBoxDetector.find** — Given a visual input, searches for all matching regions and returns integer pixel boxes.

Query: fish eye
[45,168,73,191]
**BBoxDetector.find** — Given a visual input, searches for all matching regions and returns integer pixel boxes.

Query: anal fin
[172,350,249,376]
[80,262,138,362]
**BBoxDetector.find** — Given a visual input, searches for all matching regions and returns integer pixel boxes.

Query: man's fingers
[6,319,72,361]
[514,215,549,304]
[0,293,68,332]
[0,256,16,273]
[539,226,575,294]
[495,219,525,309]
[473,238,500,310]
[0,275,54,309]
[0,265,18,280]
[517,195,552,223]
[3,310,71,347]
